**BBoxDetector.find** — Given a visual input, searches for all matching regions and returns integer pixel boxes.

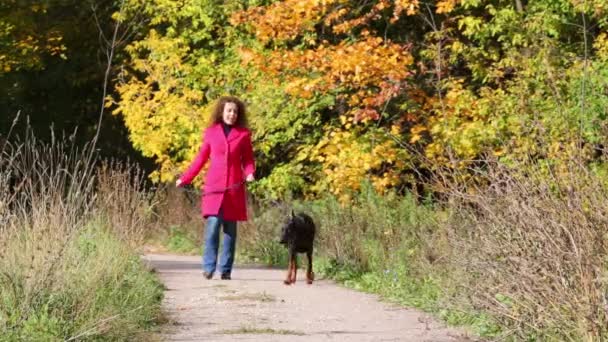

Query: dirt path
[143,254,475,342]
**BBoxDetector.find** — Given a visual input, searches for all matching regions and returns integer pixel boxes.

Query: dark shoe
[220,273,231,280]
[202,271,213,280]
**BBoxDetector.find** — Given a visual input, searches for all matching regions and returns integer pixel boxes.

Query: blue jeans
[202,211,237,275]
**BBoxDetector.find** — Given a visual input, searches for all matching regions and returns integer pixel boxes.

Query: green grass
[0,225,164,341]
[164,225,199,254]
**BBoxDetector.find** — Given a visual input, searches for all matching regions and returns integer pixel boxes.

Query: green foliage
[420,0,608,171]
[238,206,290,266]
[252,163,306,201]
[314,258,364,282]
[240,238,288,267]
[165,225,199,254]
[18,308,64,342]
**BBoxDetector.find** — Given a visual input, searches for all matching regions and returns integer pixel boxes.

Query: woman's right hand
[176,179,183,187]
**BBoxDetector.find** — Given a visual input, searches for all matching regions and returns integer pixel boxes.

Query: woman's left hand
[245,174,255,182]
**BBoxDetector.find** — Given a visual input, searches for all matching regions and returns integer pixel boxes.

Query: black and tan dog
[279,211,316,285]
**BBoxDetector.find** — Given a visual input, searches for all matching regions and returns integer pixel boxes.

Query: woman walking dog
[176,96,256,280]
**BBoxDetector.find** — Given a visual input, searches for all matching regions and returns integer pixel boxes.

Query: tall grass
[0,130,163,341]
[145,185,203,254]
[96,160,158,247]
[444,161,608,340]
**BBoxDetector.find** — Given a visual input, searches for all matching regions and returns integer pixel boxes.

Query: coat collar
[211,123,245,142]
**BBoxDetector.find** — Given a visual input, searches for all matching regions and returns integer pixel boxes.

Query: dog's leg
[284,252,294,285]
[306,250,314,284]
[291,256,298,284]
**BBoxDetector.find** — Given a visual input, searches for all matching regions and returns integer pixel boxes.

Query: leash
[180,180,247,197]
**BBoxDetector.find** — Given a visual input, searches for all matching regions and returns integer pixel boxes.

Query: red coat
[179,123,255,221]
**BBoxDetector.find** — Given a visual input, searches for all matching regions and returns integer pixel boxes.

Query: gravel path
[143,254,475,342]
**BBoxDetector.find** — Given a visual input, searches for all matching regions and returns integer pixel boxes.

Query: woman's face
[222,102,238,126]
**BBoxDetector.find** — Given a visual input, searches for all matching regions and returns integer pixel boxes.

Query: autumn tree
[113,0,608,200]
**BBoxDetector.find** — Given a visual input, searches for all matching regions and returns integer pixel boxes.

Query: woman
[176,96,255,280]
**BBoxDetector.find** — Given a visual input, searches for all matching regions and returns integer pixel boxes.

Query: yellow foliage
[424,79,499,166]
[231,0,346,43]
[570,0,607,15]
[113,30,207,182]
[409,125,427,144]
[436,0,460,14]
[594,32,608,61]
[311,128,410,201]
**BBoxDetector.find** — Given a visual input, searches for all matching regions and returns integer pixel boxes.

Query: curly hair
[209,96,248,128]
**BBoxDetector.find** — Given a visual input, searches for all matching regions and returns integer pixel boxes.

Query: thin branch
[91,4,110,48]
[579,4,589,156]
[91,0,128,151]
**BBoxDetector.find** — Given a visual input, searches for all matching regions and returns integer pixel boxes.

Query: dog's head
[279,210,297,245]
